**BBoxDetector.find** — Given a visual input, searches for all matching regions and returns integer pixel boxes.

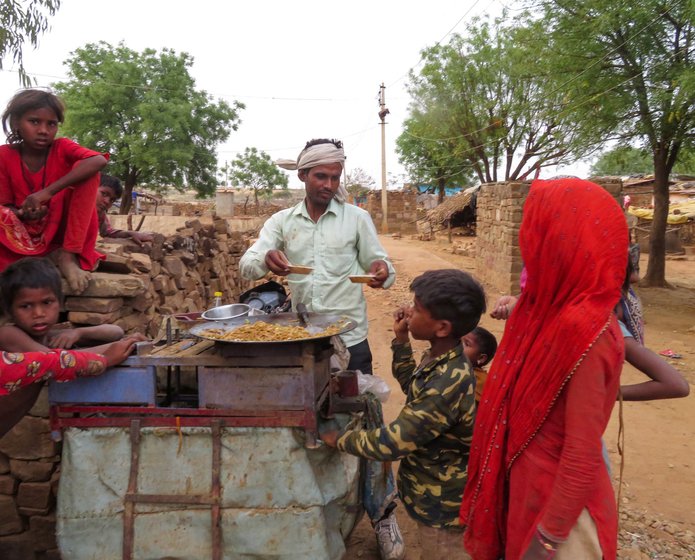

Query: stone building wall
[366,190,418,235]
[0,215,251,559]
[476,179,623,297]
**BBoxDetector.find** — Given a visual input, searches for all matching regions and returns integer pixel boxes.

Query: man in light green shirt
[240,138,404,560]
[239,138,396,374]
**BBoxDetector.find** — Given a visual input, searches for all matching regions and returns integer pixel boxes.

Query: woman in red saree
[0,89,107,292]
[460,178,628,560]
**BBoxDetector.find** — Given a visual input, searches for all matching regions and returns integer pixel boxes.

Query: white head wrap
[276,142,348,203]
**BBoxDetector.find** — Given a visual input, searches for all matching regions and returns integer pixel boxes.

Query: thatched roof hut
[424,187,478,229]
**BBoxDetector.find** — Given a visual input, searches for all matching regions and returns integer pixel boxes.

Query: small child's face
[11,287,60,339]
[97,186,118,213]
[462,333,482,366]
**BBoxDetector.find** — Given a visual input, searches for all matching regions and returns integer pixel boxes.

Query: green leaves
[0,0,60,85]
[228,147,289,209]
[396,14,591,187]
[54,42,243,207]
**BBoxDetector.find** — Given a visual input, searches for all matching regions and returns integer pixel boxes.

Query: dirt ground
[343,235,695,560]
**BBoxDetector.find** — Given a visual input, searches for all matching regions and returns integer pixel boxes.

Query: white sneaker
[374,511,405,560]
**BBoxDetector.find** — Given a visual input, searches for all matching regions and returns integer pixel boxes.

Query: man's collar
[297,197,340,220]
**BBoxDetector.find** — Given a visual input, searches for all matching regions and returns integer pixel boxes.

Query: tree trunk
[120,170,137,215]
[643,152,669,287]
[437,178,446,204]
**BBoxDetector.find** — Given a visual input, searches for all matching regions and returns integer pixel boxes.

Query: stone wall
[366,190,418,235]
[0,215,252,559]
[476,179,623,297]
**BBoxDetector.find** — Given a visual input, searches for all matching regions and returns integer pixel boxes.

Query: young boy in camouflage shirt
[321,269,485,558]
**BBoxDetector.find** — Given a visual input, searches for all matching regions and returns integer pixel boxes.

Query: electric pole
[378,83,390,234]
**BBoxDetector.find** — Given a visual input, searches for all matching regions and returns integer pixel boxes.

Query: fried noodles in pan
[199,320,346,342]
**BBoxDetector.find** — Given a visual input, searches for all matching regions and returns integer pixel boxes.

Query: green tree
[218,161,232,187]
[397,16,596,196]
[397,110,470,203]
[54,42,243,213]
[540,0,695,286]
[591,145,695,176]
[229,147,288,213]
[0,0,60,85]
[590,145,655,175]
[345,167,375,199]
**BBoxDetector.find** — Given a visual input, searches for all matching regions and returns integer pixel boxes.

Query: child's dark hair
[0,257,63,314]
[2,89,66,145]
[410,269,486,338]
[470,326,497,366]
[100,174,124,198]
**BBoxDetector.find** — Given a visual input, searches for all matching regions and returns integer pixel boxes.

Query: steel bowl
[201,303,250,321]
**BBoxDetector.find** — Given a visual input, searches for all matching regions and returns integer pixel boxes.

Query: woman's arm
[620,337,690,400]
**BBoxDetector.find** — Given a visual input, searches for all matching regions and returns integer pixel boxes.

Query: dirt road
[344,235,695,559]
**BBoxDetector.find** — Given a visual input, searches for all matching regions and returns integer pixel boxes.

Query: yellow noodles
[199,320,345,342]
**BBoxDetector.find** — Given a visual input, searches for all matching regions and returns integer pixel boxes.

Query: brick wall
[476,179,623,296]
[366,190,418,235]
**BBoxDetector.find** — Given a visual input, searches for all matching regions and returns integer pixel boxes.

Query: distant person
[0,88,108,292]
[461,326,498,403]
[239,138,401,559]
[322,269,486,559]
[97,175,154,244]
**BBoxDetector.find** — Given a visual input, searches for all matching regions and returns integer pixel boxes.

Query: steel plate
[188,312,356,344]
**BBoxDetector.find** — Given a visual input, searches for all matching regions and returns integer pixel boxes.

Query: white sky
[0,0,588,190]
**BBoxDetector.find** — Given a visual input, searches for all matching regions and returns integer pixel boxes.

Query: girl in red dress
[0,89,108,292]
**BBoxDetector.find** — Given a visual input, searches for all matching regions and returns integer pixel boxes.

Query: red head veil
[460,178,628,560]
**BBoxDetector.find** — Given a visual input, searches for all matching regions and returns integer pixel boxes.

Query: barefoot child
[462,326,498,404]
[0,89,108,293]
[97,175,154,244]
[321,269,486,559]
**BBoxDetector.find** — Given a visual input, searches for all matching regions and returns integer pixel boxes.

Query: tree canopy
[54,42,243,213]
[345,168,375,198]
[396,15,596,197]
[0,0,60,85]
[539,0,695,286]
[591,145,695,176]
[228,147,288,212]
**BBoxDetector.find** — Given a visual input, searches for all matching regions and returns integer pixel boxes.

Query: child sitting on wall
[97,175,154,245]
